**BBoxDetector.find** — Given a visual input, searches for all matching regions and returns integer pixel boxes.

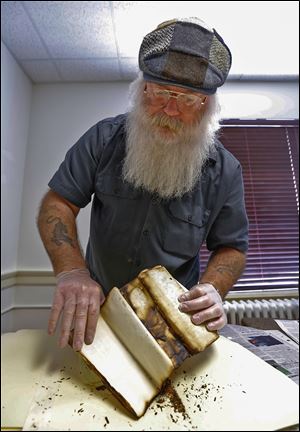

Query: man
[37,17,248,352]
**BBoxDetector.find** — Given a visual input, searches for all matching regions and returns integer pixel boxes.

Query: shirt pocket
[162,201,211,259]
[94,175,142,240]
[96,175,141,200]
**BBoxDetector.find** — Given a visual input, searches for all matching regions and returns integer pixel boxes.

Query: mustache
[149,113,184,133]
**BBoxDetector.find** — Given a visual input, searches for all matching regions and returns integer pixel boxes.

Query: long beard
[122,79,221,200]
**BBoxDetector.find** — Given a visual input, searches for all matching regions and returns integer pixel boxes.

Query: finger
[206,314,227,331]
[99,290,106,306]
[191,303,224,325]
[73,296,89,351]
[59,295,76,348]
[48,291,64,335]
[178,294,213,312]
[178,285,205,302]
[84,295,101,345]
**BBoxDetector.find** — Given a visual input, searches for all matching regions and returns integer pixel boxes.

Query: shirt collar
[207,148,217,164]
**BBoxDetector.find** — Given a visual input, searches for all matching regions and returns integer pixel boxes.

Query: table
[1,328,299,431]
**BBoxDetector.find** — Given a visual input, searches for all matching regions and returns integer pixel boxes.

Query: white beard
[122,77,221,200]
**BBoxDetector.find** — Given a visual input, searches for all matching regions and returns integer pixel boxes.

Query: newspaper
[220,323,299,385]
[275,319,299,345]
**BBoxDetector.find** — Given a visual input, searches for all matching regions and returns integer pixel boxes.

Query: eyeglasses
[144,86,206,111]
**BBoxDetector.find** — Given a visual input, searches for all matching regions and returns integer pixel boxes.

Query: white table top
[1,329,299,431]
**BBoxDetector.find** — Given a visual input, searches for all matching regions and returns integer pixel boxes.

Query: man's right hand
[48,268,105,351]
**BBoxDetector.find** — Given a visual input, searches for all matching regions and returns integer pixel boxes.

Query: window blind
[200,121,299,291]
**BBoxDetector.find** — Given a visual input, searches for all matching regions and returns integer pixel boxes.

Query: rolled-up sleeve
[206,164,249,253]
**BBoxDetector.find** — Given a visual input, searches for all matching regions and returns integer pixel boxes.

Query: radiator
[223,298,299,325]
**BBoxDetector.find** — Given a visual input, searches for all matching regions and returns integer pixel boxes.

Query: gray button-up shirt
[49,114,248,294]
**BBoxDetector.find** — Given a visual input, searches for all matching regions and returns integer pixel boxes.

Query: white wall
[18,82,129,271]
[1,41,32,274]
[221,81,298,119]
[17,80,299,271]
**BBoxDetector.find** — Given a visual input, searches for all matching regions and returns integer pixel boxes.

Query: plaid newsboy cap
[139,17,232,95]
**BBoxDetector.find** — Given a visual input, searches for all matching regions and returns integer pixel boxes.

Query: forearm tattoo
[211,253,245,282]
[46,216,76,248]
[215,264,240,280]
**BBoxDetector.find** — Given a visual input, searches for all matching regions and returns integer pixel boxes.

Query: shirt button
[143,229,149,236]
[187,215,193,222]
[127,258,133,263]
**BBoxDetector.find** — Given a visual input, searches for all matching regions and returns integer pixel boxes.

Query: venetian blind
[200,121,299,291]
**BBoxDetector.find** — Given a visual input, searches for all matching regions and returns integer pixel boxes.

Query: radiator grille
[223,298,299,325]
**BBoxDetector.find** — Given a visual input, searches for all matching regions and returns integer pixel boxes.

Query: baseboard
[1,270,298,299]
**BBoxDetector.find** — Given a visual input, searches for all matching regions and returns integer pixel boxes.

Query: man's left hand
[178,283,227,330]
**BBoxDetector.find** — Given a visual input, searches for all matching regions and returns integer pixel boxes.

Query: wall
[220,80,298,120]
[17,82,129,270]
[1,41,32,274]
[1,41,32,332]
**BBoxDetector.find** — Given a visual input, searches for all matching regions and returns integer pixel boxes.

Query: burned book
[79,265,218,418]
